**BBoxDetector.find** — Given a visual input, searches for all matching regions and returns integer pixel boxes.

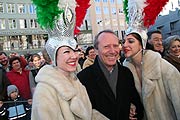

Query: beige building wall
[89,0,127,40]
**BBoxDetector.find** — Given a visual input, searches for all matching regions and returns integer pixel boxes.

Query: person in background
[0,52,10,72]
[78,50,86,69]
[0,85,32,120]
[118,40,126,64]
[6,56,31,100]
[38,52,46,65]
[82,46,96,69]
[0,66,11,101]
[25,58,36,70]
[78,30,144,120]
[147,30,165,56]
[42,48,52,65]
[11,52,28,70]
[163,35,180,72]
[123,31,180,120]
[29,53,45,95]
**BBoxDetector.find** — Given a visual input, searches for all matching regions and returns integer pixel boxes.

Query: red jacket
[6,69,31,99]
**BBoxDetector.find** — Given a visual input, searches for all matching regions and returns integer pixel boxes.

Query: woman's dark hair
[42,48,51,64]
[85,46,94,56]
[147,29,162,40]
[130,33,143,47]
[0,51,7,56]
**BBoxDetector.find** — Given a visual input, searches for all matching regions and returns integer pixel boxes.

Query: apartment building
[149,8,180,39]
[77,0,126,46]
[0,0,126,52]
[0,0,47,52]
[91,0,126,38]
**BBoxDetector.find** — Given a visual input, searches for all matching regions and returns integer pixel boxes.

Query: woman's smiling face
[56,46,79,73]
[123,34,142,58]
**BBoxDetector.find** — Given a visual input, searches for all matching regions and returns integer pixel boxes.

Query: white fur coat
[124,50,180,120]
[31,65,108,120]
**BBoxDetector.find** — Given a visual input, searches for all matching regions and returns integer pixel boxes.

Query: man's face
[0,54,8,66]
[97,32,120,71]
[10,91,18,100]
[149,33,163,52]
[88,49,96,60]
[12,60,21,71]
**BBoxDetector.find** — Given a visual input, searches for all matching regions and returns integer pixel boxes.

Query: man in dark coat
[0,66,11,120]
[77,30,144,120]
[0,66,10,101]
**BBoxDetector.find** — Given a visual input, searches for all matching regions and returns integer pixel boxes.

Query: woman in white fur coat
[123,32,180,120]
[31,34,108,120]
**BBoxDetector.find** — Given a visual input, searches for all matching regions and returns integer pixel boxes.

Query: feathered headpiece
[32,0,90,35]
[75,0,91,35]
[32,0,90,66]
[123,0,169,49]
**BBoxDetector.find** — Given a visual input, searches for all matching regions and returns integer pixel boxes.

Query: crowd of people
[0,0,180,119]
[0,28,179,120]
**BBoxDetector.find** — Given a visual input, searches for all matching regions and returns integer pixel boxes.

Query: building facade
[0,0,47,53]
[77,0,127,46]
[0,0,126,52]
[149,8,180,39]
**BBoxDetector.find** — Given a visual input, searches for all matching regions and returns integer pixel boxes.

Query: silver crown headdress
[123,0,169,49]
[45,4,77,66]
[32,0,90,66]
[32,0,77,66]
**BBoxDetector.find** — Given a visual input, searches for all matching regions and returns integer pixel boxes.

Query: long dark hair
[130,33,143,47]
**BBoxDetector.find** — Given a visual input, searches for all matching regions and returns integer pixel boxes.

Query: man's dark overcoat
[77,57,144,120]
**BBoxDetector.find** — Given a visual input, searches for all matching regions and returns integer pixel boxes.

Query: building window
[19,19,27,29]
[29,4,36,14]
[119,19,125,27]
[7,3,15,13]
[170,23,174,30]
[114,30,119,37]
[112,19,117,26]
[157,26,163,31]
[121,30,125,39]
[103,7,109,14]
[8,19,17,29]
[0,3,4,13]
[117,0,122,4]
[30,19,38,28]
[118,8,124,14]
[110,0,115,3]
[111,7,116,14]
[97,19,103,26]
[95,6,101,14]
[95,0,101,2]
[0,19,5,29]
[170,21,177,30]
[18,4,26,13]
[103,0,108,2]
